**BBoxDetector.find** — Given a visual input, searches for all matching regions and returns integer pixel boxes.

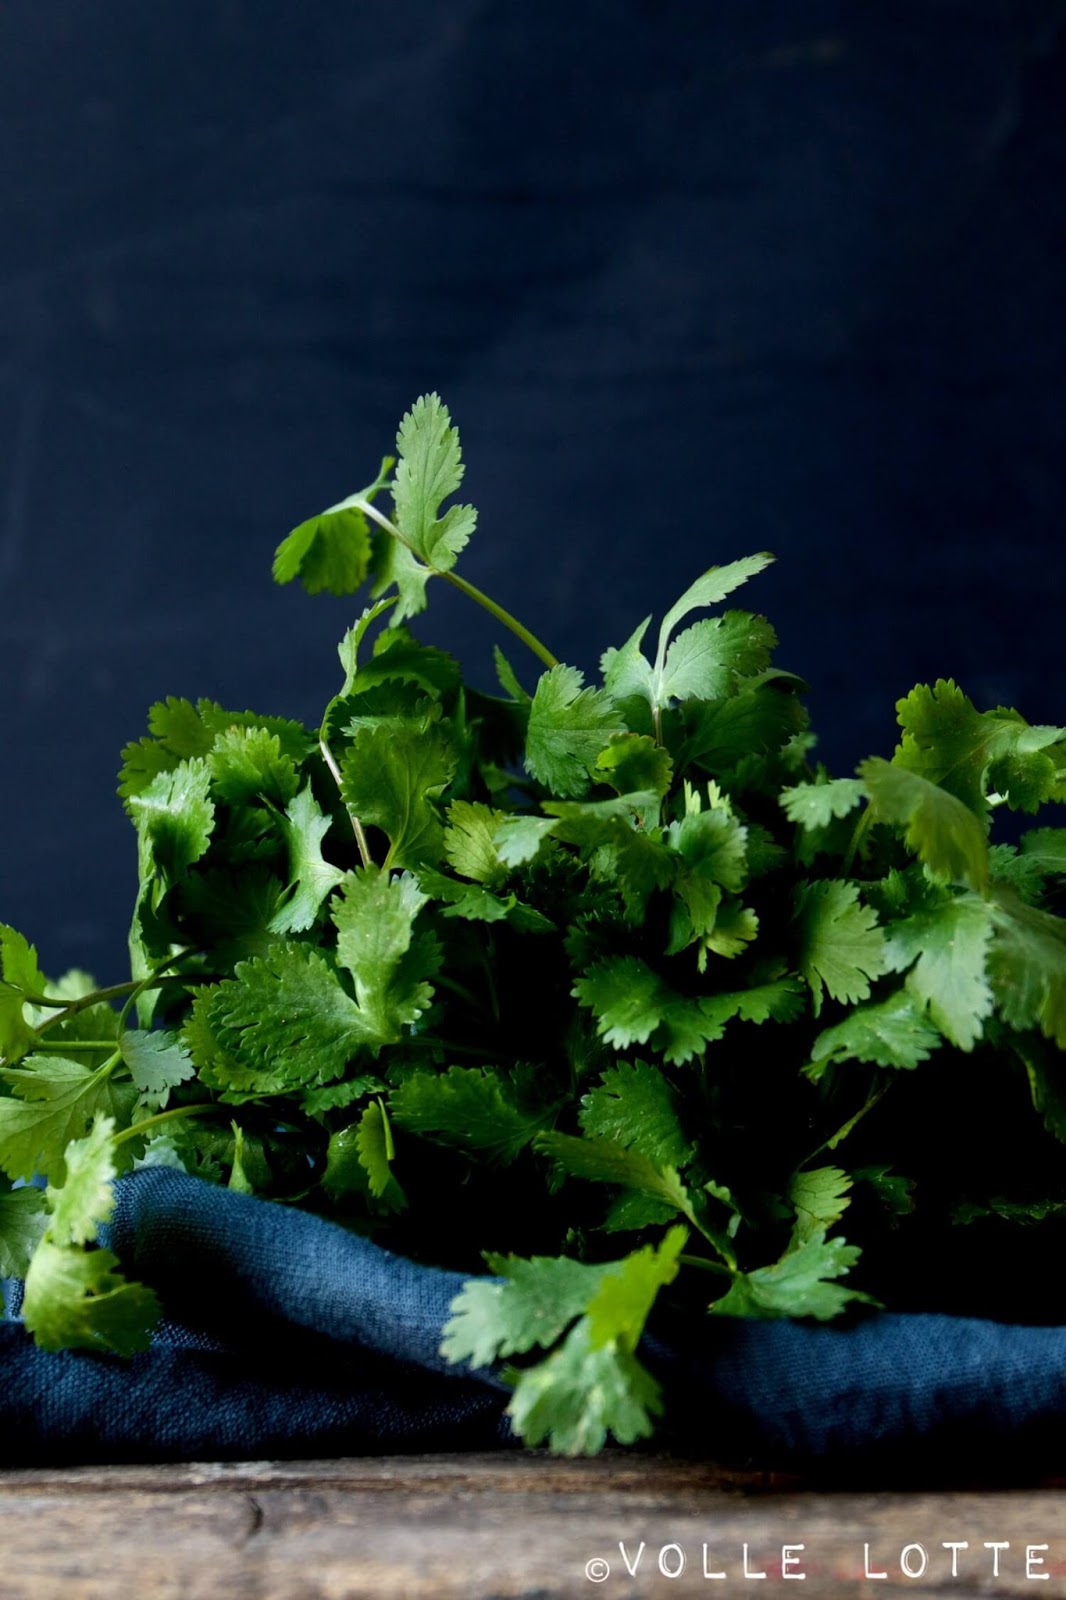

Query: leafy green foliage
[9,392,1066,1459]
[525,665,625,797]
[793,880,887,1015]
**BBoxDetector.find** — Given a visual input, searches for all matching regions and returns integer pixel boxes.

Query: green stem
[320,735,372,869]
[33,973,212,1040]
[351,496,559,672]
[841,805,875,877]
[679,1252,733,1279]
[33,1040,117,1053]
[112,1103,216,1148]
[439,570,559,671]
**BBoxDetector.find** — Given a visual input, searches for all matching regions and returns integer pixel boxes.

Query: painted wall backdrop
[1,2,1064,980]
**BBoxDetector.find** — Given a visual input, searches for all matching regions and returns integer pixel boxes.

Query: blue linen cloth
[4,1167,1066,1474]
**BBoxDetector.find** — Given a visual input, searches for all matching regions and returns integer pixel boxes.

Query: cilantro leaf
[656,555,775,660]
[0,1183,48,1277]
[21,1238,159,1355]
[659,611,778,705]
[128,757,215,884]
[1,924,47,1063]
[859,757,989,893]
[593,735,674,802]
[0,1057,126,1183]
[808,990,942,1075]
[788,1167,852,1245]
[44,1115,117,1247]
[119,1029,196,1102]
[194,943,386,1096]
[273,456,393,597]
[273,506,370,598]
[268,782,345,934]
[355,1099,400,1201]
[207,726,301,809]
[988,884,1066,1048]
[893,679,1065,817]
[711,1233,867,1320]
[443,800,509,887]
[793,880,887,1016]
[536,1132,695,1221]
[509,1231,685,1455]
[579,1061,692,1171]
[508,1320,663,1454]
[390,1066,549,1163]
[340,716,458,868]
[525,664,625,798]
[331,867,437,1038]
[779,777,867,830]
[882,893,994,1052]
[392,393,477,574]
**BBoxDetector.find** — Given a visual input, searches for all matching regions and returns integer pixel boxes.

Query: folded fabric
[4,1167,1066,1474]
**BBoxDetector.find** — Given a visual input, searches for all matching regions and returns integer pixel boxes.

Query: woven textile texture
[3,1168,1066,1475]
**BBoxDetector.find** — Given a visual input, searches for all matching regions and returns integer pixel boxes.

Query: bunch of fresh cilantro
[2,394,1065,1454]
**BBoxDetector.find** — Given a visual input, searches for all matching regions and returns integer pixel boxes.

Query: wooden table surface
[2,1452,1065,1598]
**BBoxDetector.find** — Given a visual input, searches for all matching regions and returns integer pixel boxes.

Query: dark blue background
[2,3,1064,982]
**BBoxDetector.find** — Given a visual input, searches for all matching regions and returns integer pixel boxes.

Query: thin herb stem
[841,805,875,877]
[112,1103,216,1148]
[439,570,559,670]
[351,495,559,672]
[320,736,372,869]
[678,1253,733,1279]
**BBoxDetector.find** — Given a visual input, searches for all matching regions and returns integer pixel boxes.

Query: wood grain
[1,1453,1065,1598]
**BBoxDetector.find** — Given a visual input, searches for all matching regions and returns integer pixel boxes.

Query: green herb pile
[2,394,1065,1453]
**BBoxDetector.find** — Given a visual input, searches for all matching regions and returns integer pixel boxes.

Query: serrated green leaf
[682,679,808,773]
[443,800,509,887]
[355,1099,397,1199]
[207,726,301,808]
[392,393,476,573]
[808,990,942,1075]
[779,778,867,830]
[0,1057,126,1183]
[579,1062,692,1170]
[882,893,994,1052]
[119,1029,196,1101]
[600,617,654,705]
[987,883,1066,1048]
[507,1319,662,1455]
[390,1066,549,1163]
[793,880,887,1016]
[443,1253,610,1368]
[493,814,559,868]
[584,1226,687,1351]
[332,867,437,1038]
[273,505,372,598]
[340,717,458,869]
[268,782,345,934]
[788,1167,852,1245]
[0,1184,48,1276]
[128,757,216,884]
[22,1237,159,1355]
[656,554,775,662]
[536,1132,695,1221]
[525,664,625,799]
[273,457,392,597]
[659,611,777,705]
[711,1232,868,1321]
[593,735,674,801]
[45,1115,117,1247]
[0,924,47,1063]
[860,757,989,892]
[197,943,389,1097]
[893,679,1065,817]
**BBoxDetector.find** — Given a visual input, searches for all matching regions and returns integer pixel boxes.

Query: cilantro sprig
[3,393,1066,1454]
